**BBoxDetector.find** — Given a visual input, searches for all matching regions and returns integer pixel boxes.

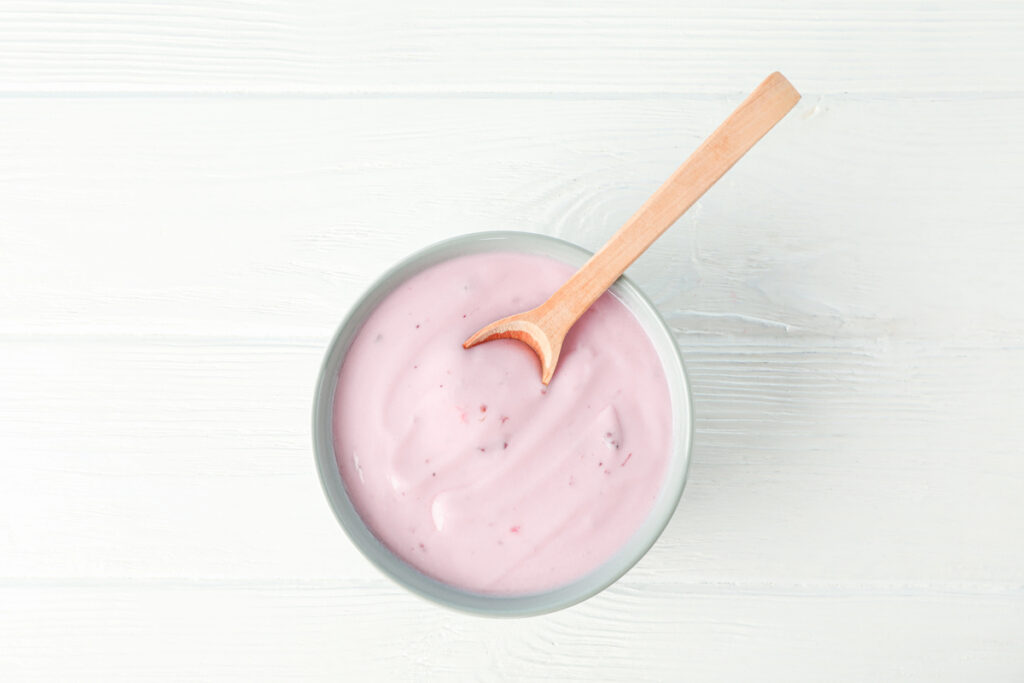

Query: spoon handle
[540,72,800,330]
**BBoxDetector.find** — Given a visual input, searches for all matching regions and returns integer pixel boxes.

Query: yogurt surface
[333,251,673,594]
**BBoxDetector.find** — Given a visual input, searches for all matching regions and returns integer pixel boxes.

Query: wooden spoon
[464,72,801,384]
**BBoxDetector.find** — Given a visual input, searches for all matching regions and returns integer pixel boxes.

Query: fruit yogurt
[333,251,672,594]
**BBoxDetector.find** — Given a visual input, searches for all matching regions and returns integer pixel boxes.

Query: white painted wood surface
[1,1,1022,680]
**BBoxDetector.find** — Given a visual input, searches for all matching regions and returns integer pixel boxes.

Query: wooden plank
[0,1,1020,95]
[1,97,1022,341]
[1,338,1021,586]
[1,582,1021,680]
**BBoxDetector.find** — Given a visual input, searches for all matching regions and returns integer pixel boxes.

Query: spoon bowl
[462,303,566,384]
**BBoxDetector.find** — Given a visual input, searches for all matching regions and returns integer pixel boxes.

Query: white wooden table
[2,2,1022,680]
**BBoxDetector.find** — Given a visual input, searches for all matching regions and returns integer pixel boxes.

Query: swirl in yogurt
[333,251,672,594]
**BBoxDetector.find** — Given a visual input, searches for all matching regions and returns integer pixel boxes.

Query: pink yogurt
[333,251,672,594]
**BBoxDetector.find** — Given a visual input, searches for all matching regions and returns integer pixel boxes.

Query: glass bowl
[313,231,692,616]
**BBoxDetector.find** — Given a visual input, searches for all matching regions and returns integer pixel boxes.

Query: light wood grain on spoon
[464,72,801,384]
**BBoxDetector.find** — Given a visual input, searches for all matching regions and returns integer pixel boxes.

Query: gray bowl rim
[312,231,693,617]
